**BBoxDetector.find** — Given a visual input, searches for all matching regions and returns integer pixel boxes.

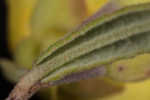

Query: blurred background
[0,1,40,100]
[0,1,38,100]
[0,0,13,99]
[0,0,40,99]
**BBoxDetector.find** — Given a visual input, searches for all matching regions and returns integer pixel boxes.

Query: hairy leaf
[34,3,150,83]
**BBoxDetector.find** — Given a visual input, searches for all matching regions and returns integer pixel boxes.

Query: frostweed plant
[1,1,150,100]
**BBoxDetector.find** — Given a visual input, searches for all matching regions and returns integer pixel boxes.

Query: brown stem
[5,65,49,100]
[6,82,40,100]
[6,81,51,100]
[5,65,52,100]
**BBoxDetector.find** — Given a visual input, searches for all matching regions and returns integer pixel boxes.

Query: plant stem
[5,1,120,100]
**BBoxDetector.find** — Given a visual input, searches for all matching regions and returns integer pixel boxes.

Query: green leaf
[35,3,150,83]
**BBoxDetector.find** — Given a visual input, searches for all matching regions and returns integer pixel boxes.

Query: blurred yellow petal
[7,0,37,51]
[116,0,150,6]
[100,80,150,100]
[31,0,87,38]
[85,0,108,16]
[11,0,87,69]
[58,77,124,100]
[107,54,150,81]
